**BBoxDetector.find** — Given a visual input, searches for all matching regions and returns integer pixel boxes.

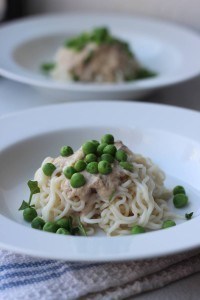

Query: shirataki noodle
[32,142,174,236]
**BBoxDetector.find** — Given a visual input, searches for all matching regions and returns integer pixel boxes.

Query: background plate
[0,13,200,101]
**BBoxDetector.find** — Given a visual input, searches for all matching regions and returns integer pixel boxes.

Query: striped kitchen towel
[0,249,200,300]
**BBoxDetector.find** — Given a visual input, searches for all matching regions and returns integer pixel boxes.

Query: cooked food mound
[30,134,174,236]
[41,27,156,83]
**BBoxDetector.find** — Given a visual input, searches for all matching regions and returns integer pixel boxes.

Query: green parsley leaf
[18,200,30,211]
[65,32,90,51]
[27,180,40,205]
[64,27,133,56]
[67,216,73,234]
[185,212,193,220]
[125,68,157,82]
[135,68,157,80]
[19,181,40,211]
[77,218,87,236]
[41,62,55,73]
[28,180,40,195]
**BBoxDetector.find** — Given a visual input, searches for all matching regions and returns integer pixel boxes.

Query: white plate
[0,101,200,262]
[0,13,200,101]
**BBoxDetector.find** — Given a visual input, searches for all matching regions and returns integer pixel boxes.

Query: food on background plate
[19,134,192,236]
[41,27,156,83]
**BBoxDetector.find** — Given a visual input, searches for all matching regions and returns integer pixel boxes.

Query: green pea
[63,166,76,179]
[56,217,72,230]
[97,143,108,155]
[101,134,114,144]
[70,173,86,188]
[162,220,176,229]
[131,225,145,234]
[91,140,100,148]
[23,207,37,222]
[173,185,185,195]
[31,217,45,230]
[56,228,70,235]
[85,154,97,163]
[42,163,56,176]
[60,146,73,157]
[43,222,59,233]
[173,194,188,208]
[119,161,133,172]
[74,160,86,172]
[86,162,98,174]
[98,161,112,175]
[82,141,97,155]
[103,145,117,156]
[101,153,114,163]
[115,149,127,162]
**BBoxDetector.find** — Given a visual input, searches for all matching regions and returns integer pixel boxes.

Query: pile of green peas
[38,134,191,235]
[23,207,73,235]
[41,134,133,189]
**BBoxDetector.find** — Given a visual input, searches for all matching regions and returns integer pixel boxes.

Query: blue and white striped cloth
[0,249,200,300]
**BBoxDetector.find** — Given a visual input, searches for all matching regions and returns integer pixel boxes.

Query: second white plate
[0,13,200,101]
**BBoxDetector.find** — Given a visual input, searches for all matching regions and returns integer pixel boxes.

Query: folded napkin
[0,249,200,300]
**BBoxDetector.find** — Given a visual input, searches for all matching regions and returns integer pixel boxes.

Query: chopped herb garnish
[125,67,157,82]
[185,212,193,220]
[19,180,40,211]
[65,27,133,57]
[27,180,40,204]
[77,218,87,236]
[91,27,109,45]
[68,216,73,234]
[18,200,30,211]
[28,180,40,196]
[134,68,156,80]
[41,62,55,73]
[66,32,91,51]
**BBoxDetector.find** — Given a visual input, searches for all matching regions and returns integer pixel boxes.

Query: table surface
[1,77,200,300]
[1,76,200,116]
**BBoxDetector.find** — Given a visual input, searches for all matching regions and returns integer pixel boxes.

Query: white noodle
[32,147,174,236]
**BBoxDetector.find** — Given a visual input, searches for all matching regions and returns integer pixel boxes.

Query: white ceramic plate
[0,101,200,262]
[0,13,200,101]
